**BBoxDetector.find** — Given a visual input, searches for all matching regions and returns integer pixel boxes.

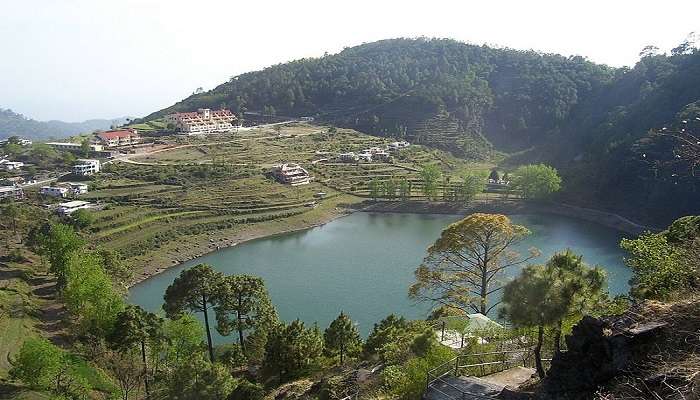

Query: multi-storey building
[165,108,238,134]
[72,159,100,176]
[271,163,311,185]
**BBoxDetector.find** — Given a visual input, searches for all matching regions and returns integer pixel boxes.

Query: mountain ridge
[0,108,129,140]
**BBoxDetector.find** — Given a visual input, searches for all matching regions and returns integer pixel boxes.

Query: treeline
[366,163,561,202]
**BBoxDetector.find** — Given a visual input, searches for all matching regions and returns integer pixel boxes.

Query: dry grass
[596,295,700,400]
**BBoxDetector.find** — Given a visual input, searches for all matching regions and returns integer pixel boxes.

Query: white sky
[1,0,698,121]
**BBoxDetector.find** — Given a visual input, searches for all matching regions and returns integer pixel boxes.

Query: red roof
[96,129,138,140]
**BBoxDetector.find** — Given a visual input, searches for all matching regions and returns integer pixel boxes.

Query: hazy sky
[2,0,698,122]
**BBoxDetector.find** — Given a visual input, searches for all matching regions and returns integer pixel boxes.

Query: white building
[357,152,373,162]
[57,200,92,216]
[72,159,100,176]
[0,138,32,146]
[165,108,238,134]
[387,141,410,151]
[47,142,104,152]
[0,159,24,171]
[372,151,391,162]
[271,163,311,185]
[66,182,89,195]
[40,186,69,198]
[0,186,24,200]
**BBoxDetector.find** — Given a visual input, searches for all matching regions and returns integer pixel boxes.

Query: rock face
[538,315,667,399]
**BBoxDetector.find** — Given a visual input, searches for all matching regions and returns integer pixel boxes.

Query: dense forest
[0,108,127,140]
[143,38,700,225]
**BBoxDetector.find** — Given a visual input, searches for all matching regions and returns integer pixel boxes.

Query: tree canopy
[511,164,562,199]
[410,213,538,315]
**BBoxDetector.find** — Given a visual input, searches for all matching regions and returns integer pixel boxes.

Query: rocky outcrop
[539,315,667,398]
[535,297,700,400]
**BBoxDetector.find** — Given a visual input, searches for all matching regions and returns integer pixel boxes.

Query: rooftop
[58,200,91,208]
[96,129,138,140]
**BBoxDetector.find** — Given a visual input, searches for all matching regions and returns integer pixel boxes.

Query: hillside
[142,38,700,224]
[142,38,615,158]
[0,108,128,140]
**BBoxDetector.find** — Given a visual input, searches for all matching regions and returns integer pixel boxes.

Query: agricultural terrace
[83,122,495,277]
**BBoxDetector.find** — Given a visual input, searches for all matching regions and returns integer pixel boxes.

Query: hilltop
[0,108,129,140]
[140,37,700,225]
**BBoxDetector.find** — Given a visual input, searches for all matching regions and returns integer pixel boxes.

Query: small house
[40,186,69,198]
[56,200,92,216]
[66,182,89,195]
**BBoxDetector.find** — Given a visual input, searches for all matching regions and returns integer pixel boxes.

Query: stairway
[424,367,535,400]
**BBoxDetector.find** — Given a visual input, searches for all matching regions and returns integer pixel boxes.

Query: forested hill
[143,38,616,158]
[144,38,700,224]
[0,108,128,140]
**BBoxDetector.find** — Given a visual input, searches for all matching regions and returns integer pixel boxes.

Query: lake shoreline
[127,196,361,287]
[128,198,651,288]
[362,200,656,236]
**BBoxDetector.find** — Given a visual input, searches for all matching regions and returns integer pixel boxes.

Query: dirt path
[0,261,68,373]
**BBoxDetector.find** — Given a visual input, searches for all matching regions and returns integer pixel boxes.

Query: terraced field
[82,122,496,274]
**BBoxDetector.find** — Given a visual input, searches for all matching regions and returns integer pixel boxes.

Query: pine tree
[212,274,277,357]
[323,311,361,364]
[163,264,223,362]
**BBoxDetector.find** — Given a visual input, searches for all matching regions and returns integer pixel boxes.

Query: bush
[621,232,694,299]
[227,380,264,400]
[10,338,92,397]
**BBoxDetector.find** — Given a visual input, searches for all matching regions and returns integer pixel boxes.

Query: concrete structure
[94,129,140,147]
[372,151,391,162]
[72,159,100,176]
[57,200,92,216]
[40,186,69,198]
[271,163,311,185]
[387,140,410,151]
[0,186,24,200]
[0,159,24,170]
[46,142,104,152]
[66,182,89,195]
[165,108,238,134]
[337,152,359,163]
[0,138,32,146]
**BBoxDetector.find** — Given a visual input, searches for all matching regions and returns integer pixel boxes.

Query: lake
[129,212,632,338]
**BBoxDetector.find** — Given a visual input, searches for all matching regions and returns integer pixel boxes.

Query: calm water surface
[129,213,632,338]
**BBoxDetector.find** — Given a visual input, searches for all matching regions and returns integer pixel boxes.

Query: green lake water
[129,213,632,338]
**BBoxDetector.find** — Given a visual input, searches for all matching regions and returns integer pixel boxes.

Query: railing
[425,348,536,399]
